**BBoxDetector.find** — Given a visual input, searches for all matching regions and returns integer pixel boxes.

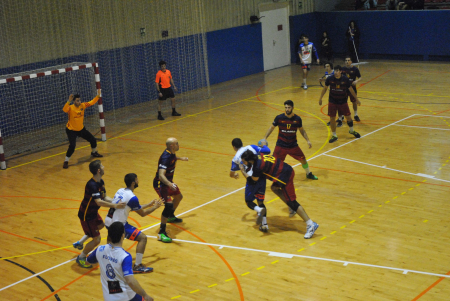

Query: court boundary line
[323,154,450,183]
[145,235,450,279]
[393,124,450,131]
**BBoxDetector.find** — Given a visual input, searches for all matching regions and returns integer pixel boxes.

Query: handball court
[1,60,450,301]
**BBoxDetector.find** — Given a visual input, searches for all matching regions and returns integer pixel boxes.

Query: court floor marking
[393,124,450,131]
[145,235,450,279]
[0,114,437,291]
[413,114,450,118]
[323,154,450,184]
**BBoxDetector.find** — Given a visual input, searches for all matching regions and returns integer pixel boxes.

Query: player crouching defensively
[230,138,271,232]
[241,150,319,239]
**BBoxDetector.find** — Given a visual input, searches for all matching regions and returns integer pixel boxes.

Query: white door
[260,7,290,71]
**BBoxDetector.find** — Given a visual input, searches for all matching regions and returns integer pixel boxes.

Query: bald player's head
[166,137,179,152]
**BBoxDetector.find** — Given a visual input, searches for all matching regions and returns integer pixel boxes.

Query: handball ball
[258,139,268,147]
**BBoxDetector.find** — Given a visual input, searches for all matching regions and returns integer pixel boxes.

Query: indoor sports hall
[1,1,449,300]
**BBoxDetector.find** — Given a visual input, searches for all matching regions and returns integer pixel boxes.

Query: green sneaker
[329,136,338,143]
[349,130,361,138]
[167,216,183,223]
[306,172,318,180]
[76,256,92,268]
[158,233,172,243]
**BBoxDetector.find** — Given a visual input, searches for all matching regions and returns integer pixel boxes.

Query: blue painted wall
[290,13,319,63]
[207,24,264,85]
[290,10,450,61]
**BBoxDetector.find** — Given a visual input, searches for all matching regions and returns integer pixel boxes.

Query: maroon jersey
[325,74,351,104]
[252,154,293,185]
[342,66,361,82]
[154,149,177,187]
[78,178,105,221]
[272,114,303,148]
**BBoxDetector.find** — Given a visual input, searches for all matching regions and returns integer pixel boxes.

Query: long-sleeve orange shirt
[63,96,99,131]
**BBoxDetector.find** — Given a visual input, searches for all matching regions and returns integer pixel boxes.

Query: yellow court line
[0,221,161,261]
[358,90,450,99]
[6,87,293,170]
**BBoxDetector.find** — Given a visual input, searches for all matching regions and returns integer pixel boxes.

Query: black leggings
[65,127,97,157]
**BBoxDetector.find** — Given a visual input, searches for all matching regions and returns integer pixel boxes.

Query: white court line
[146,235,450,279]
[323,154,450,183]
[0,259,75,292]
[414,114,450,119]
[393,124,450,131]
[0,114,422,291]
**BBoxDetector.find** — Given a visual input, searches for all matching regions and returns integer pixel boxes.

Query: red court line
[0,207,80,219]
[118,137,233,157]
[0,230,80,255]
[310,165,450,188]
[411,271,450,300]
[358,70,390,88]
[0,196,81,203]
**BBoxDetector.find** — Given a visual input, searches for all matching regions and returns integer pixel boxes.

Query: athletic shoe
[306,172,318,180]
[256,208,266,225]
[158,115,165,120]
[133,264,153,274]
[259,224,269,232]
[349,130,361,138]
[337,119,343,127]
[303,85,308,90]
[63,161,69,169]
[304,222,319,239]
[73,241,83,250]
[158,233,172,243]
[329,136,338,143]
[91,152,103,158]
[167,216,183,223]
[326,121,330,126]
[172,111,181,116]
[289,208,296,218]
[76,256,92,268]
[354,115,361,122]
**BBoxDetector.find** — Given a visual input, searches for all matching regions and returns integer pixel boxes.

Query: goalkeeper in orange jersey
[62,89,103,169]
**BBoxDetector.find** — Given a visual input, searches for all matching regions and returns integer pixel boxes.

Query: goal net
[0,63,104,167]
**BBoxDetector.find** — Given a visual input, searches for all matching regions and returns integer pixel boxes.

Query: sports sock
[79,251,87,259]
[91,147,97,153]
[65,156,70,162]
[159,223,166,234]
[354,110,358,116]
[79,235,89,244]
[332,132,337,137]
[347,121,354,132]
[303,79,306,84]
[135,253,143,266]
[302,163,310,175]
[262,216,267,225]
[306,219,313,227]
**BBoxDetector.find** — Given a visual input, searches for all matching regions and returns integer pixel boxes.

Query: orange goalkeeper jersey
[63,96,99,131]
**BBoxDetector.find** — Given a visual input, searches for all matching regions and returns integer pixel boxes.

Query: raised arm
[85,90,101,108]
[63,94,74,112]
[135,198,164,217]
[94,198,126,209]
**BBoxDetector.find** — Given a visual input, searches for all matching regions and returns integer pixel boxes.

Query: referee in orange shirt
[62,89,103,169]
[155,61,180,120]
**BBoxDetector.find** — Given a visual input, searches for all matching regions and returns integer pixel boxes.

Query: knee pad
[347,121,354,127]
[287,200,300,212]
[162,202,174,218]
[245,200,256,210]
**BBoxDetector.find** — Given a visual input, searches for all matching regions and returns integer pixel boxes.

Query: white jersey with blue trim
[231,145,270,176]
[105,188,142,227]
[325,70,335,78]
[87,244,136,301]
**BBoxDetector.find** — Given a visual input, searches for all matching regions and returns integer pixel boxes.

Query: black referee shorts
[159,87,175,100]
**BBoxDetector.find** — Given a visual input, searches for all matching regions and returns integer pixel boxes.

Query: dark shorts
[271,172,296,202]
[159,184,181,202]
[124,223,142,241]
[153,178,172,202]
[80,213,103,238]
[349,86,357,102]
[328,102,351,117]
[301,63,311,71]
[273,145,305,162]
[159,87,175,100]
[245,177,266,202]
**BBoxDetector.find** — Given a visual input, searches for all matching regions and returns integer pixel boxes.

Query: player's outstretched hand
[180,157,189,161]
[317,59,320,64]
[233,173,239,179]
[150,198,164,208]
[356,100,361,106]
[170,183,178,191]
[307,141,312,149]
[319,99,323,106]
[144,295,153,301]
[115,202,126,209]
[173,86,178,92]
[97,89,101,97]
[68,94,74,102]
